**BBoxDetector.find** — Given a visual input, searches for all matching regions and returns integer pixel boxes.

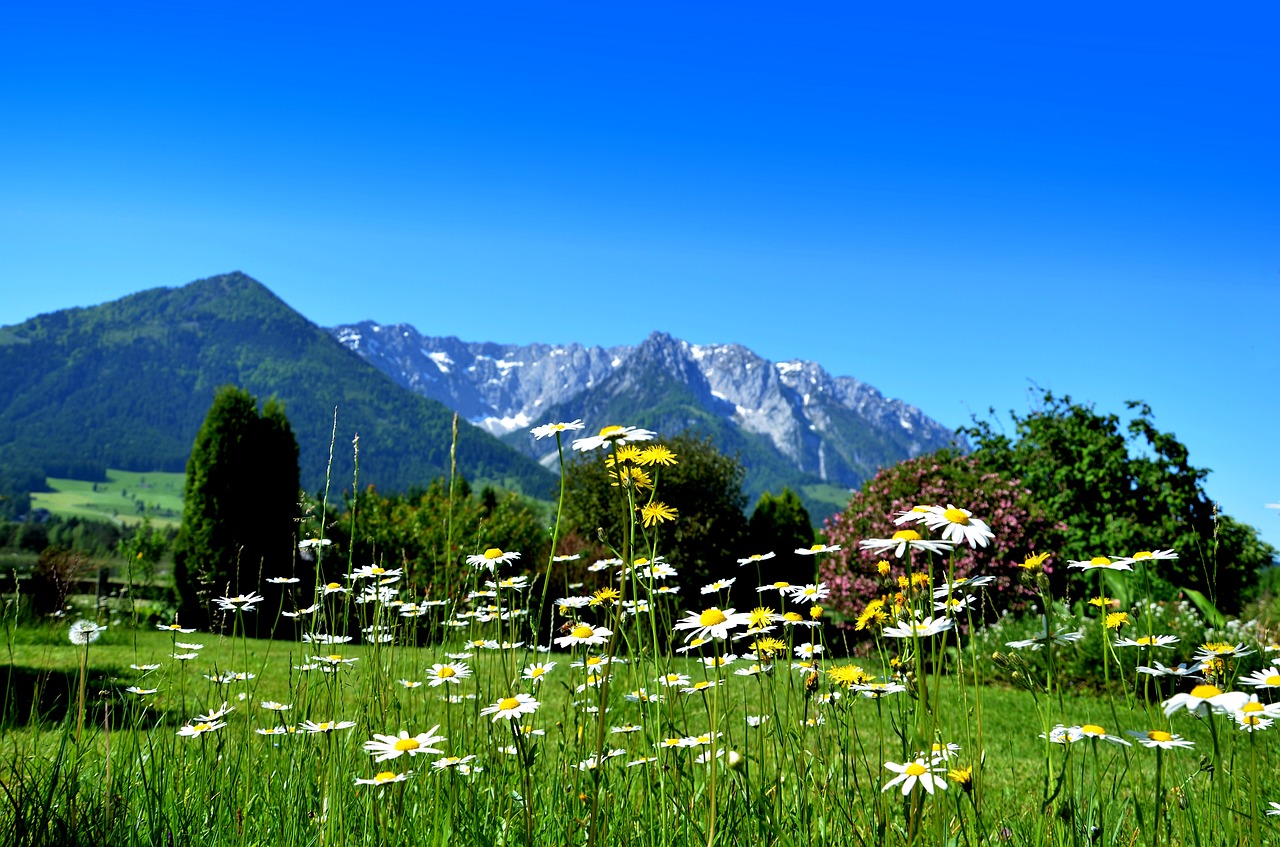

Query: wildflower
[589,587,620,606]
[933,575,994,597]
[572,425,656,451]
[523,662,556,682]
[1236,713,1274,732]
[673,607,752,642]
[531,420,585,439]
[737,552,776,565]
[1192,641,1255,662]
[354,770,410,786]
[302,633,352,644]
[746,715,769,727]
[1075,724,1132,746]
[301,719,357,733]
[1115,634,1179,649]
[1043,725,1081,744]
[1017,552,1051,571]
[214,592,265,611]
[427,663,471,686]
[882,759,947,795]
[257,726,289,735]
[756,581,791,593]
[640,501,678,527]
[828,664,871,687]
[1267,802,1280,816]
[318,582,349,595]
[877,560,892,576]
[555,623,612,648]
[1104,612,1130,631]
[637,445,678,465]
[681,680,722,695]
[856,601,889,631]
[257,700,291,713]
[751,636,787,656]
[860,530,953,559]
[611,723,643,734]
[266,576,300,584]
[796,543,841,555]
[282,603,320,617]
[69,621,107,645]
[124,686,158,696]
[893,505,938,526]
[925,742,962,762]
[1127,730,1194,750]
[1066,556,1132,572]
[156,623,196,634]
[1122,549,1178,564]
[350,564,403,580]
[1005,624,1084,651]
[786,583,829,604]
[177,721,226,738]
[948,766,974,792]
[172,652,199,661]
[701,578,736,594]
[657,672,691,687]
[934,595,977,614]
[921,505,995,548]
[129,663,162,671]
[1241,667,1280,689]
[479,694,539,722]
[855,682,906,699]
[465,548,521,570]
[1161,684,1249,718]
[432,755,478,770]
[882,616,954,639]
[363,727,446,761]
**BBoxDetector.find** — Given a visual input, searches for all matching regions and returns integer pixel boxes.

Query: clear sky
[3,2,1278,547]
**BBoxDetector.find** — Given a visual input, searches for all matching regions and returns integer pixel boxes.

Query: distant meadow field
[3,419,1280,847]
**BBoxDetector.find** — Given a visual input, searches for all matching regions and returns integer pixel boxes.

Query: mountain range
[0,273,554,497]
[330,322,962,517]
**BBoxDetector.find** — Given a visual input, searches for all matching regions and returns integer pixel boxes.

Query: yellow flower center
[1189,684,1223,699]
[1147,730,1172,743]
[1242,701,1264,713]
[911,505,932,513]
[394,738,420,751]
[1089,556,1110,567]
[585,656,602,666]
[1081,724,1105,736]
[699,609,728,627]
[1267,674,1280,686]
[1243,715,1262,726]
[326,582,341,590]
[773,581,790,589]
[530,667,545,677]
[371,567,385,574]
[633,557,649,566]
[571,625,595,639]
[943,508,969,525]
[483,548,504,559]
[436,667,456,678]
[497,697,520,711]
[1136,637,1154,645]
[892,530,920,541]
[809,543,825,552]
[193,722,212,732]
[375,771,396,782]
[599,425,625,437]
[328,654,342,661]
[905,762,927,776]
[784,611,803,622]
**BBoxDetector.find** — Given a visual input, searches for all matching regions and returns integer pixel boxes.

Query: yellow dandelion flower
[610,466,652,490]
[948,766,974,792]
[1088,596,1112,608]
[910,572,930,589]
[636,445,678,466]
[640,502,678,527]
[876,560,891,576]
[748,606,777,629]
[1105,612,1130,631]
[590,587,620,607]
[751,637,787,655]
[1019,552,1051,571]
[810,605,823,620]
[827,664,871,687]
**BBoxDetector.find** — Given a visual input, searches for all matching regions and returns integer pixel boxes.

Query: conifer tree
[747,487,816,584]
[173,387,300,632]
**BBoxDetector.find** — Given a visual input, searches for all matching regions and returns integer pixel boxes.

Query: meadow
[29,470,185,530]
[3,423,1279,847]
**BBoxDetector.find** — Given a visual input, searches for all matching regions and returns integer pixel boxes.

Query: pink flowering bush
[819,450,1060,626]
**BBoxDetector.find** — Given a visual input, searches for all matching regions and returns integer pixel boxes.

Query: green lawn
[30,469,185,529]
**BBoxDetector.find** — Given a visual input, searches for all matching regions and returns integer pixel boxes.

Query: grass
[30,469,185,529]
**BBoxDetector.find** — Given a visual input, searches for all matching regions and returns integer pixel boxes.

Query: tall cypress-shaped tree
[746,487,816,586]
[173,387,300,632]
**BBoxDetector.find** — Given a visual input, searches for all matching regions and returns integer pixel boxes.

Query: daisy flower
[786,583,829,604]
[672,607,752,642]
[266,576,300,584]
[195,703,235,721]
[1005,624,1084,650]
[523,662,556,682]
[171,652,199,661]
[1120,549,1179,565]
[1241,667,1280,689]
[301,719,357,733]
[432,755,477,770]
[465,548,521,570]
[1074,724,1132,746]
[1127,730,1194,749]
[354,770,411,786]
[682,680,721,695]
[796,543,841,555]
[700,578,736,594]
[177,721,226,738]
[282,603,321,618]
[882,759,947,795]
[259,701,291,711]
[657,672,691,687]
[214,592,265,611]
[1115,634,1180,649]
[124,686,158,696]
[737,552,776,565]
[555,623,612,649]
[1161,684,1249,718]
[920,505,995,548]
[882,616,954,639]
[859,531,953,559]
[350,564,403,580]
[426,663,472,686]
[932,575,994,597]
[156,623,197,634]
[855,682,906,699]
[571,424,656,451]
[398,680,423,689]
[69,621,107,645]
[1066,556,1132,572]
[363,727,446,761]
[130,663,162,672]
[479,694,539,722]
[531,420,585,440]
[1192,641,1256,662]
[317,582,349,596]
[893,505,938,526]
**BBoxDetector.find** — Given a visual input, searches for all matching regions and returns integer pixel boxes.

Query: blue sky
[3,2,1278,547]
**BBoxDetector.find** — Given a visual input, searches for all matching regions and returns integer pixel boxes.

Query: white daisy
[737,552,776,565]
[479,694,539,722]
[571,425,656,451]
[427,663,472,686]
[531,420,586,440]
[672,607,753,642]
[859,531,953,559]
[363,727,446,761]
[795,543,841,555]
[1066,556,1133,572]
[214,592,265,611]
[300,719,357,733]
[554,623,612,648]
[354,770,411,786]
[464,548,521,570]
[920,505,994,548]
[882,758,947,795]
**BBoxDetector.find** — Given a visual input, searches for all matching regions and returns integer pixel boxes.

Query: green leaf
[1180,587,1225,629]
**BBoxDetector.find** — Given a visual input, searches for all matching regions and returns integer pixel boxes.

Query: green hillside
[31,469,185,529]
[0,273,556,498]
